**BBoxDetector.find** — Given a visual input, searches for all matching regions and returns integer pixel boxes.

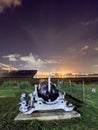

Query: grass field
[0,80,98,130]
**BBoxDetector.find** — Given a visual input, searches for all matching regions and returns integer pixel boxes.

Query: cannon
[19,77,74,114]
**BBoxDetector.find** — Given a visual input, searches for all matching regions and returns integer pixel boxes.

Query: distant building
[66,73,73,77]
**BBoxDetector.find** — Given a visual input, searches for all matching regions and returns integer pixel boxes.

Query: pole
[48,76,51,92]
[69,80,72,94]
[83,81,85,102]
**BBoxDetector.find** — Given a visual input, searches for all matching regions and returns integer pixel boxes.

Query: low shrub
[1,80,19,88]
[19,81,32,89]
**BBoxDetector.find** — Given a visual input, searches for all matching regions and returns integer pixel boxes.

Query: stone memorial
[15,77,81,120]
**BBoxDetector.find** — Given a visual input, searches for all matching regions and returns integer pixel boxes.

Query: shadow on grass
[65,93,83,114]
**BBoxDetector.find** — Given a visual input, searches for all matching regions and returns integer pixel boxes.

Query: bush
[0,80,32,89]
[1,80,19,88]
[19,81,32,89]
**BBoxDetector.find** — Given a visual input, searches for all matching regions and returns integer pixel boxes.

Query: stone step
[14,110,81,121]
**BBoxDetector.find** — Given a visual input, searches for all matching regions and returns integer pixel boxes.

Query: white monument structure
[18,77,75,114]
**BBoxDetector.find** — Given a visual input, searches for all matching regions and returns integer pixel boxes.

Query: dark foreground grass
[0,81,98,130]
[0,97,98,130]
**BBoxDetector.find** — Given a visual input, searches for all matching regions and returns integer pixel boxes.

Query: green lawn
[0,80,98,130]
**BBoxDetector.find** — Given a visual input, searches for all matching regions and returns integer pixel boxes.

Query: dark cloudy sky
[0,0,98,73]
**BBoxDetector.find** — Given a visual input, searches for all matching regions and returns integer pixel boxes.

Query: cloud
[44,59,57,64]
[0,0,22,13]
[92,64,98,68]
[81,45,89,51]
[2,54,20,61]
[94,47,98,51]
[2,53,59,71]
[82,18,98,26]
[20,53,58,70]
[20,53,44,67]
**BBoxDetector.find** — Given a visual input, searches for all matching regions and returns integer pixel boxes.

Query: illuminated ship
[0,70,37,78]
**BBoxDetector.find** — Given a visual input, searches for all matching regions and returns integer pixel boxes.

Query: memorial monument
[15,77,81,120]
[18,77,74,114]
